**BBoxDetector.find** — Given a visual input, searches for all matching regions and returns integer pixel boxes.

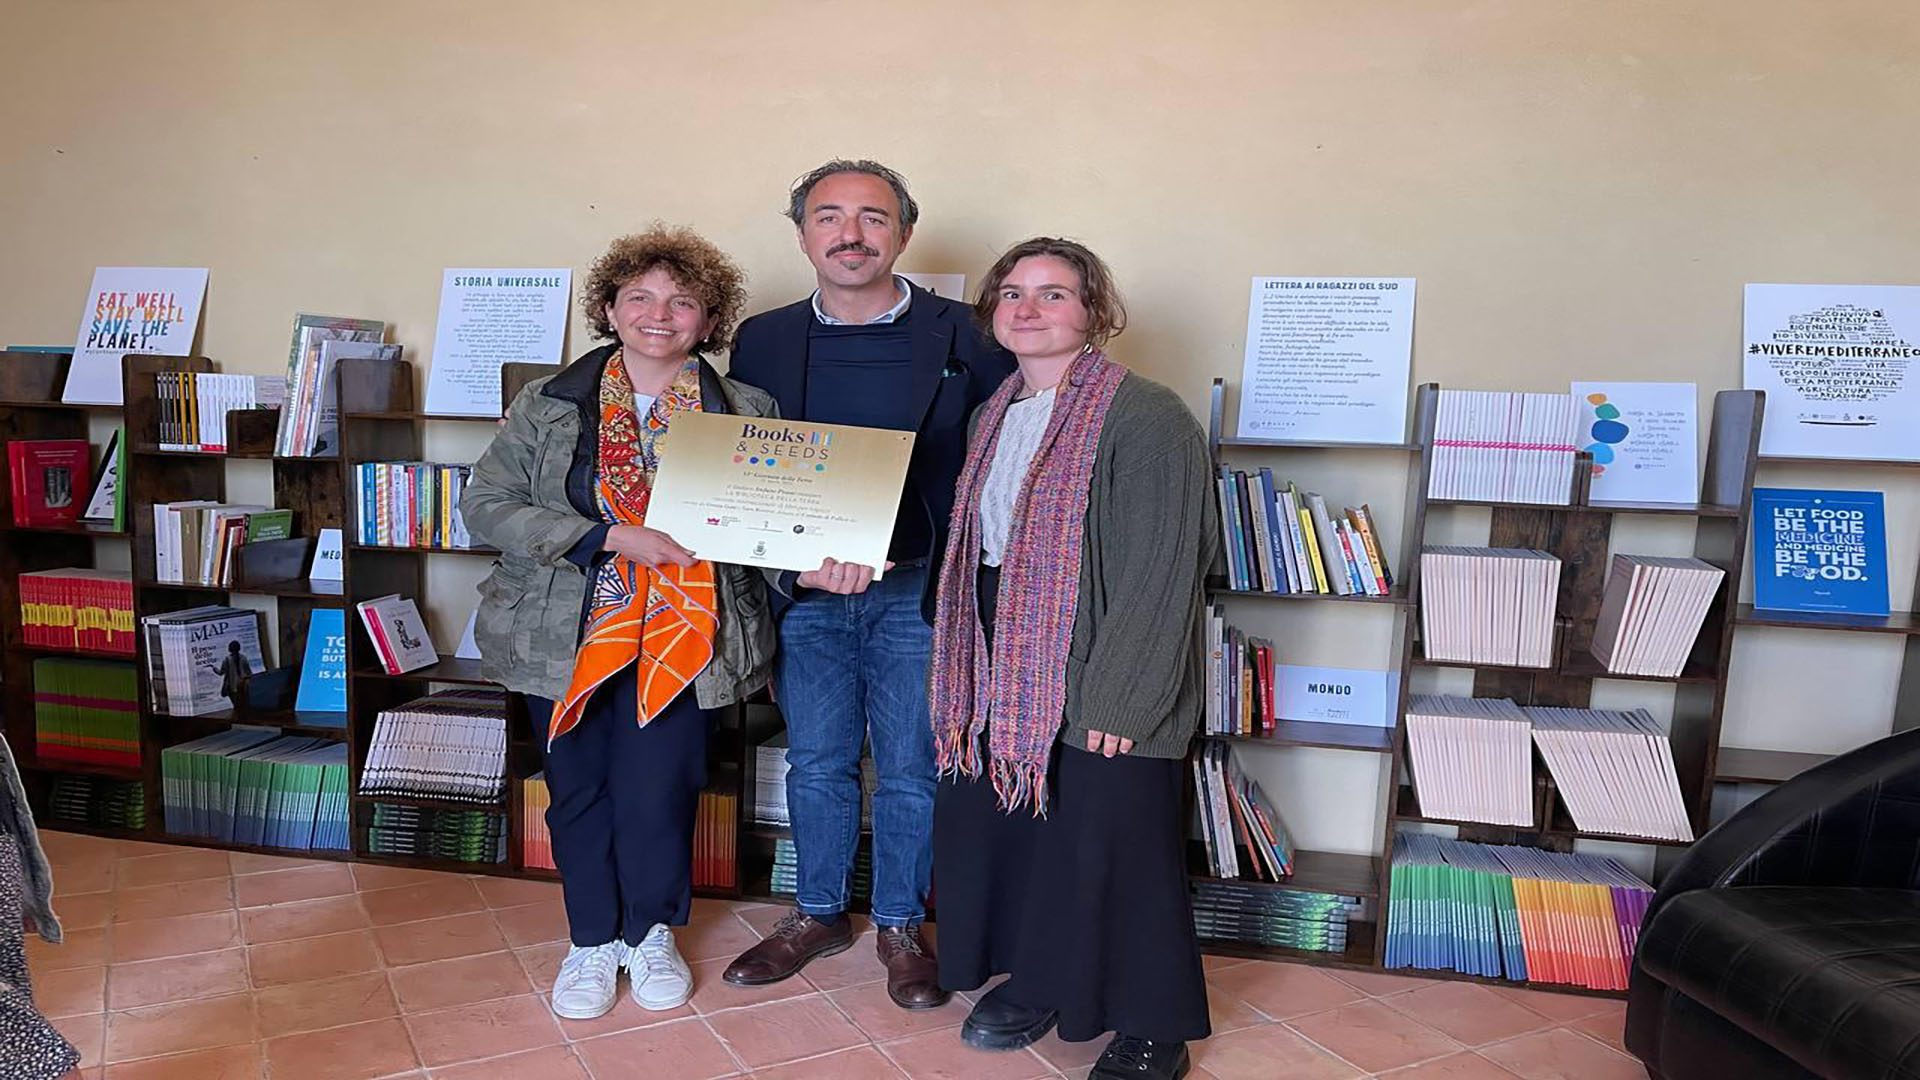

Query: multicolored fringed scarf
[930,348,1128,815]
[546,350,717,747]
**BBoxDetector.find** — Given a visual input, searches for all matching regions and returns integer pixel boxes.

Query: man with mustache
[722,160,1014,1010]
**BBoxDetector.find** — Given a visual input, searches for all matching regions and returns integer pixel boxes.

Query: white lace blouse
[978,387,1058,567]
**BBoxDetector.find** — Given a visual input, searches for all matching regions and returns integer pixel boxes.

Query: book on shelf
[1404,695,1534,827]
[1192,740,1295,882]
[159,729,350,850]
[1751,488,1890,616]
[355,594,438,675]
[1203,606,1274,736]
[1419,547,1561,667]
[521,773,554,870]
[367,802,506,864]
[694,789,738,889]
[19,568,134,654]
[79,427,125,530]
[140,605,269,717]
[8,438,90,527]
[272,313,388,457]
[43,774,146,831]
[752,730,875,828]
[1527,706,1693,841]
[33,657,139,768]
[1188,879,1366,954]
[1386,833,1652,991]
[150,502,293,586]
[152,371,286,453]
[1214,466,1393,595]
[1589,555,1725,677]
[772,837,870,899]
[358,688,508,804]
[353,462,475,549]
[280,338,402,457]
[1428,389,1581,504]
[293,608,348,714]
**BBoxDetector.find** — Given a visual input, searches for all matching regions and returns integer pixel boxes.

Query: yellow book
[1297,506,1329,592]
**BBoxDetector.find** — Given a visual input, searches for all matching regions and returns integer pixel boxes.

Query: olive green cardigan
[969,373,1221,761]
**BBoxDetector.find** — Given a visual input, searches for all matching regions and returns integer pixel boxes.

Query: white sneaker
[551,941,625,1020]
[626,923,693,1011]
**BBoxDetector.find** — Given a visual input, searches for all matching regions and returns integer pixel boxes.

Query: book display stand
[1204,380,1766,997]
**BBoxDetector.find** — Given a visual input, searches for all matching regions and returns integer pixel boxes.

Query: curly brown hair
[972,237,1128,349]
[582,224,748,352]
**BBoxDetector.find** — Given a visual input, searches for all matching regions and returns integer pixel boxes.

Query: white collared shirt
[810,275,913,325]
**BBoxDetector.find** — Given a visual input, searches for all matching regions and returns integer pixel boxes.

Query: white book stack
[1404,695,1535,826]
[1429,390,1581,504]
[358,689,508,804]
[1525,706,1694,841]
[1589,555,1726,677]
[1420,547,1561,666]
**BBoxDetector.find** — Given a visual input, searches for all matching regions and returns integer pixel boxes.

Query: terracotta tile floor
[25,831,1645,1079]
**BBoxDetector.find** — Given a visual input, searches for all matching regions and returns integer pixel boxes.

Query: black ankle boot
[1090,1034,1191,1079]
[960,982,1058,1051]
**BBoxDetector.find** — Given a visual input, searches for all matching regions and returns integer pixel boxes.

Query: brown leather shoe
[721,910,854,987]
[876,925,949,1009]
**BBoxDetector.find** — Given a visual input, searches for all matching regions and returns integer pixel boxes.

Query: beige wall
[5,0,1917,862]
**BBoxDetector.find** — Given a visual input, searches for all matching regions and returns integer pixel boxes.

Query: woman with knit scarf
[930,238,1219,1080]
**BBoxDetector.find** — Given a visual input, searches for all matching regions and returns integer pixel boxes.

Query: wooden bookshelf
[1199,377,1438,978]
[1380,387,1765,998]
[0,350,740,901]
[1197,381,1764,996]
[0,352,141,818]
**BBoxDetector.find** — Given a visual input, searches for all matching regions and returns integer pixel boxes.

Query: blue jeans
[775,565,933,928]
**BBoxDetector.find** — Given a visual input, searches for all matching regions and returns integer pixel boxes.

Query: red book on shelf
[7,439,89,527]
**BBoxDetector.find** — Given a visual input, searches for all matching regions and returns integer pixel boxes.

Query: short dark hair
[582,224,748,352]
[973,237,1129,349]
[785,159,920,229]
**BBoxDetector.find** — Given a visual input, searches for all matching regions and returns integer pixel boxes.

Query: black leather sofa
[1626,727,1920,1080]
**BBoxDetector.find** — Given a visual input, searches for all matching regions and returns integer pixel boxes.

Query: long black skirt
[933,740,1211,1043]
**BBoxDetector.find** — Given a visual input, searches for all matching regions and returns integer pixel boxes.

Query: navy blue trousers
[529,674,710,948]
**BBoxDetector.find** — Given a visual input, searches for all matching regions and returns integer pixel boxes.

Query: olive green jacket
[460,347,776,706]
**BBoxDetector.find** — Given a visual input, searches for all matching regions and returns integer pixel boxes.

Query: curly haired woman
[463,225,776,1020]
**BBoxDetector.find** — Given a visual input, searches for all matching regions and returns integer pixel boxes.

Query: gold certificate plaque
[644,410,916,578]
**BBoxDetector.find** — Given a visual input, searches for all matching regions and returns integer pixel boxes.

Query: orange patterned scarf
[546,350,717,746]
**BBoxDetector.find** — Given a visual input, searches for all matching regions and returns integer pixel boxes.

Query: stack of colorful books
[693,790,738,890]
[159,730,350,851]
[1215,468,1394,596]
[773,837,869,900]
[366,802,506,864]
[44,774,146,830]
[1385,833,1653,990]
[33,657,140,768]
[1193,739,1295,881]
[353,462,476,549]
[19,569,135,654]
[520,773,554,870]
[1189,880,1365,954]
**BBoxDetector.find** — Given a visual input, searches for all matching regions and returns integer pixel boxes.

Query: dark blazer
[727,282,1015,620]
